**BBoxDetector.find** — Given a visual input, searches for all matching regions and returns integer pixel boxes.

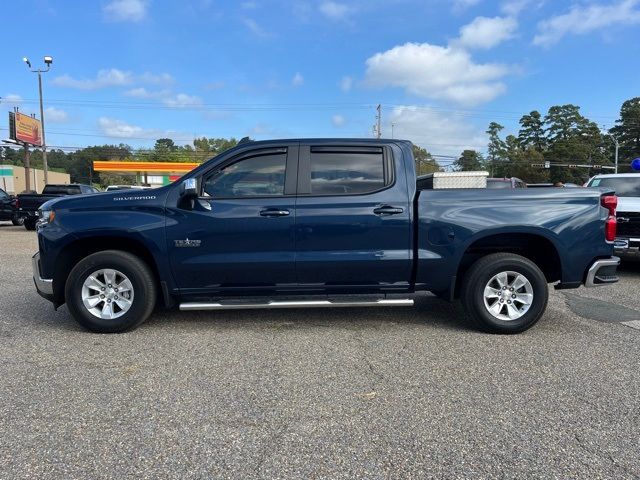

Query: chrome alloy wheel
[483,271,533,321]
[81,269,134,319]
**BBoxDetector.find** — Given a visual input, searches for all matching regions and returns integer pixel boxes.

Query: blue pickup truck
[32,139,619,334]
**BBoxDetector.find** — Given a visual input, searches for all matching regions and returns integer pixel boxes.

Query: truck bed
[414,187,614,296]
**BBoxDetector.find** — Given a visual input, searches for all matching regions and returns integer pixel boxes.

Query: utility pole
[376,104,381,139]
[24,144,31,192]
[23,56,53,184]
[391,122,395,139]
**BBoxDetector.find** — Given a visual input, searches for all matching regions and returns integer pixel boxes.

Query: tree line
[453,97,640,184]
[1,97,638,186]
[0,137,243,186]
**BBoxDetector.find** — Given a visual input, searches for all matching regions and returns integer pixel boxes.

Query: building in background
[0,164,70,194]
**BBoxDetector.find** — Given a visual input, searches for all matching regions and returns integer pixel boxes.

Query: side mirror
[178,178,198,210]
[181,178,198,198]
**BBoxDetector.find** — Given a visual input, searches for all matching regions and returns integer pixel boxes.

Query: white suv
[587,173,640,258]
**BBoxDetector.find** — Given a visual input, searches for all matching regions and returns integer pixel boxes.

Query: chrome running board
[179,298,414,311]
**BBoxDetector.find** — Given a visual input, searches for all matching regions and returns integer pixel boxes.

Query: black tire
[24,218,36,230]
[65,250,157,333]
[11,216,24,226]
[461,253,548,334]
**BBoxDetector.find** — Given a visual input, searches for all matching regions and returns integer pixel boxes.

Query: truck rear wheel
[461,253,548,334]
[65,250,157,333]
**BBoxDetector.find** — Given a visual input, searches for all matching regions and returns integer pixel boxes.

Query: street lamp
[23,55,52,184]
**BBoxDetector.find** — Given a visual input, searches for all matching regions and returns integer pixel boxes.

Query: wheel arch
[52,236,164,306]
[453,230,562,299]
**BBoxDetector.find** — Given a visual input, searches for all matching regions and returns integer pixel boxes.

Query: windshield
[589,177,640,197]
[486,179,511,189]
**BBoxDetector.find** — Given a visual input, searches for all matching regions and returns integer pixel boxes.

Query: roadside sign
[12,112,42,146]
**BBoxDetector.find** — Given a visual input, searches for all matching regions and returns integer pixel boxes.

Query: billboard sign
[12,112,42,146]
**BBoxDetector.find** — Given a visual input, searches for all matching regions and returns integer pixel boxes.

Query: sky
[1,0,639,164]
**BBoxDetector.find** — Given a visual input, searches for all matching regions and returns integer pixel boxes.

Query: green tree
[65,144,132,184]
[412,144,440,175]
[610,97,640,172]
[543,105,606,183]
[454,150,484,171]
[485,122,507,176]
[518,110,546,151]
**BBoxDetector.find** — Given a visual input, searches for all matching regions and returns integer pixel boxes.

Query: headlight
[37,209,56,225]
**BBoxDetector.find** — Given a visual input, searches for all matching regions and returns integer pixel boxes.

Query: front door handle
[260,208,290,217]
[373,205,404,216]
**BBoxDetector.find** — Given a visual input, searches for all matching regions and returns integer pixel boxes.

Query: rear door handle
[260,208,290,217]
[373,205,404,216]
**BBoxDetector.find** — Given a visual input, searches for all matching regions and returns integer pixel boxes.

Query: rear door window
[308,148,389,195]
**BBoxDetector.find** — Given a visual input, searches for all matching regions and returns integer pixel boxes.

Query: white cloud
[453,0,482,12]
[162,93,202,108]
[501,0,536,16]
[44,107,69,123]
[97,117,197,143]
[332,114,346,127]
[243,18,272,37]
[534,0,640,47]
[319,1,353,20]
[340,76,353,92]
[52,69,173,90]
[292,72,304,87]
[137,72,174,85]
[103,0,149,22]
[389,106,486,157]
[2,93,23,105]
[364,42,511,106]
[52,69,133,90]
[123,87,170,98]
[98,117,155,139]
[456,16,518,49]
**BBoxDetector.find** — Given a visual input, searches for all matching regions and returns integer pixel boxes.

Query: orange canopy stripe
[93,161,200,173]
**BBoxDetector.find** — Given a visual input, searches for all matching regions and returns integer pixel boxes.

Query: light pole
[23,55,53,184]
[613,135,619,174]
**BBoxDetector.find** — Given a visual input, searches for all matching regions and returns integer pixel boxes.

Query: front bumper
[584,256,620,287]
[32,252,54,301]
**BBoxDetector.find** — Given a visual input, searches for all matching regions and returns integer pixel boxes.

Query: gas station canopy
[93,161,199,173]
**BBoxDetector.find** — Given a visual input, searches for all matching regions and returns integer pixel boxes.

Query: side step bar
[179,298,414,311]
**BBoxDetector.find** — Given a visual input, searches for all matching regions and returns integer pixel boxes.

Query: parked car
[0,187,23,226]
[487,177,527,189]
[18,184,100,230]
[586,173,640,259]
[32,139,619,334]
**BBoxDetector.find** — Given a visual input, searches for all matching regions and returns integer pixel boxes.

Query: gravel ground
[1,223,639,479]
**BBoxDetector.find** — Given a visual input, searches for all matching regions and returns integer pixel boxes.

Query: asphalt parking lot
[1,223,639,479]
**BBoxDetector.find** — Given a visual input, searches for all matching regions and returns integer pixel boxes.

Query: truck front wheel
[24,218,36,230]
[65,250,157,333]
[461,253,548,334]
[12,215,24,226]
